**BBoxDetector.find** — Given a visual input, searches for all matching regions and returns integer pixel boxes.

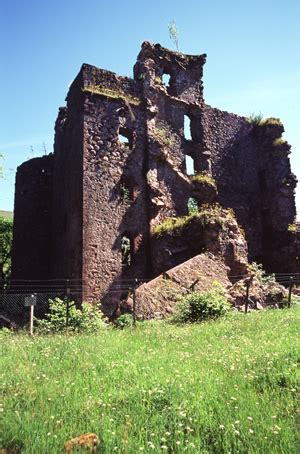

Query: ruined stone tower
[11,42,299,313]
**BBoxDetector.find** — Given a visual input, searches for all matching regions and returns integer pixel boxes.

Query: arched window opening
[187,197,198,215]
[184,115,192,140]
[185,155,195,175]
[118,127,133,149]
[121,235,132,266]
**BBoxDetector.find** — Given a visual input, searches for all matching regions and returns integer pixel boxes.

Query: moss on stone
[152,204,226,237]
[273,138,287,147]
[190,172,217,188]
[83,85,141,106]
[260,117,283,127]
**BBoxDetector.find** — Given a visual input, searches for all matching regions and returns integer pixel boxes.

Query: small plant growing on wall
[187,197,198,214]
[120,184,131,203]
[168,19,179,51]
[247,112,263,126]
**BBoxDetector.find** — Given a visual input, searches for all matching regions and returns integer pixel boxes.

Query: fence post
[29,304,34,336]
[132,278,138,326]
[65,279,70,327]
[288,277,294,308]
[245,275,254,314]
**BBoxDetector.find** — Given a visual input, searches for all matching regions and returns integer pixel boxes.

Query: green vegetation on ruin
[190,171,217,188]
[287,223,297,233]
[273,138,288,147]
[154,127,174,147]
[1,308,299,453]
[247,114,283,129]
[152,204,227,237]
[83,85,141,106]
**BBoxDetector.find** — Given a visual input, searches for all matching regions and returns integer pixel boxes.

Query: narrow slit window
[121,235,132,266]
[185,155,195,175]
[184,115,192,140]
[118,127,133,149]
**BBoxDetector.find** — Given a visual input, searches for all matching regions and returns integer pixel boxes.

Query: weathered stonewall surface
[11,42,298,316]
[131,253,231,320]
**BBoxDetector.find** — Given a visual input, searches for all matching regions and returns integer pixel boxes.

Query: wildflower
[219,425,225,430]
[247,416,253,421]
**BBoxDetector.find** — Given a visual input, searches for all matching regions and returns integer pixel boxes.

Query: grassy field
[1,308,299,453]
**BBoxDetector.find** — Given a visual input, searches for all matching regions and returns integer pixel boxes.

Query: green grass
[0,210,13,220]
[1,308,299,453]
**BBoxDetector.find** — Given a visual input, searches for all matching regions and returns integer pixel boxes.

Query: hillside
[0,210,13,219]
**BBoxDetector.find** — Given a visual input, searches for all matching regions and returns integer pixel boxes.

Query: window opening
[185,155,195,175]
[162,73,171,87]
[118,127,133,149]
[184,115,192,140]
[121,235,132,266]
[187,197,198,214]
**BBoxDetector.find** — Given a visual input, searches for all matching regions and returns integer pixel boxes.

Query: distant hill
[0,210,13,219]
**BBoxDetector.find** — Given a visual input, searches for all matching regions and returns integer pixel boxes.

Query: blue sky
[1,0,299,216]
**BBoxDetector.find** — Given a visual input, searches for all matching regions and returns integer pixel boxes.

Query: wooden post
[132,279,138,326]
[288,277,294,308]
[189,279,199,293]
[25,294,37,336]
[65,279,70,327]
[245,275,254,314]
[29,304,34,336]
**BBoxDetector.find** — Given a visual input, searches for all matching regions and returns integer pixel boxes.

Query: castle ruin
[11,42,299,315]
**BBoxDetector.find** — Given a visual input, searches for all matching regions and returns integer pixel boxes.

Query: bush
[114,313,134,329]
[171,284,231,323]
[248,262,275,284]
[34,298,108,334]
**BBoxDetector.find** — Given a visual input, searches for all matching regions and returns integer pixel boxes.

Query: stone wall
[51,70,85,296]
[11,155,53,280]
[80,65,149,310]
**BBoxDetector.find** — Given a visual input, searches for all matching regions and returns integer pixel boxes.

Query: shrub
[114,313,134,329]
[34,298,108,334]
[248,262,275,284]
[171,284,231,323]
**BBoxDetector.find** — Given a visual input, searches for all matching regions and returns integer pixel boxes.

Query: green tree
[0,216,13,287]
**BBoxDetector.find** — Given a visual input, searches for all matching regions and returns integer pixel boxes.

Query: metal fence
[0,273,299,328]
